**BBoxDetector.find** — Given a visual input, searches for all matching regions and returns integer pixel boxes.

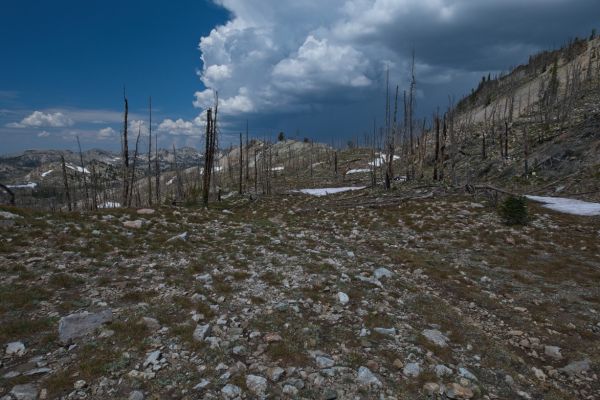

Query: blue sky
[1,0,599,154]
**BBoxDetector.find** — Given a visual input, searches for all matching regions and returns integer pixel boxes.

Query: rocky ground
[0,188,599,399]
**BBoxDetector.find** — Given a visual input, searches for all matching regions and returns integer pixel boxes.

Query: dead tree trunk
[155,134,160,205]
[202,108,215,207]
[76,136,90,209]
[122,91,130,207]
[60,155,72,211]
[0,183,15,206]
[148,96,153,206]
[433,115,440,181]
[129,128,142,207]
[239,132,243,195]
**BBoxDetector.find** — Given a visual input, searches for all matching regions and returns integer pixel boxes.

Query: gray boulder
[58,310,113,344]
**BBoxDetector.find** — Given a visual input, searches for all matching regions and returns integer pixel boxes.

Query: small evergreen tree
[277,131,285,141]
[499,196,528,225]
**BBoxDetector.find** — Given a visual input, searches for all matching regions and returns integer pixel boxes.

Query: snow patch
[66,164,90,174]
[347,168,371,174]
[526,195,600,216]
[98,202,121,209]
[7,182,37,189]
[41,169,54,177]
[294,186,366,196]
[271,166,284,171]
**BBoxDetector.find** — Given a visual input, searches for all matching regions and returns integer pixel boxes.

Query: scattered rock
[193,324,212,341]
[128,390,144,400]
[5,341,25,356]
[373,267,392,280]
[0,211,22,219]
[74,380,86,390]
[136,209,155,215]
[167,232,188,242]
[10,384,38,400]
[337,291,349,305]
[246,374,268,395]
[434,364,453,377]
[373,327,396,336]
[559,359,590,376]
[445,382,474,399]
[458,367,477,381]
[403,362,421,378]
[356,366,382,387]
[423,382,440,395]
[58,309,113,344]
[532,367,546,381]
[221,383,242,399]
[316,356,335,369]
[264,332,282,343]
[422,329,449,347]
[266,366,285,381]
[193,379,210,390]
[392,359,404,370]
[123,220,144,229]
[544,345,562,360]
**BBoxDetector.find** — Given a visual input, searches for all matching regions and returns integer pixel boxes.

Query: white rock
[337,292,349,305]
[143,350,161,368]
[123,220,143,229]
[129,390,144,400]
[544,345,562,360]
[282,385,298,395]
[373,267,393,280]
[136,209,155,215]
[403,362,421,378]
[193,324,212,341]
[10,384,38,400]
[266,366,285,381]
[6,341,25,356]
[167,232,188,242]
[434,364,453,377]
[74,380,86,390]
[315,356,335,369]
[357,366,382,387]
[373,327,396,336]
[458,367,478,381]
[58,309,113,344]
[221,383,242,399]
[0,211,22,219]
[193,379,210,390]
[246,374,267,395]
[422,329,449,347]
[532,367,546,381]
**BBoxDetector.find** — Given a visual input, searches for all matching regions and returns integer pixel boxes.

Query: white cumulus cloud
[7,111,74,128]
[98,127,117,139]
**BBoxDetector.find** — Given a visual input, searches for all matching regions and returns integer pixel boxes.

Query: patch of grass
[0,284,51,312]
[49,273,84,289]
[0,317,55,345]
[260,271,282,286]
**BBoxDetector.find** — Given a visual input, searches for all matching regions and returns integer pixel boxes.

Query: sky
[1,0,599,154]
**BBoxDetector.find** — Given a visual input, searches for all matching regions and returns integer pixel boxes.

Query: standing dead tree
[76,135,90,210]
[155,127,160,205]
[0,184,15,206]
[433,114,441,181]
[385,85,399,189]
[148,97,153,206]
[128,127,142,207]
[60,155,72,211]
[202,102,218,206]
[239,132,243,195]
[121,90,130,207]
